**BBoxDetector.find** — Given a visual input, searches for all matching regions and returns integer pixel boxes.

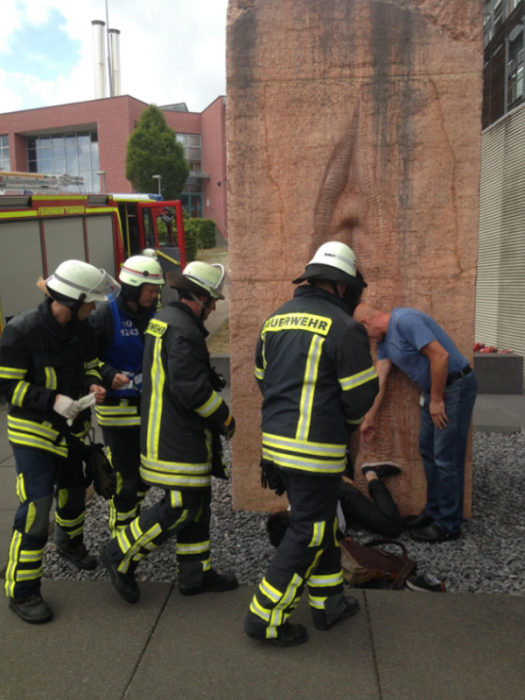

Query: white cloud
[0,0,229,114]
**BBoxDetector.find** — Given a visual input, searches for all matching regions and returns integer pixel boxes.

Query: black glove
[220,415,236,441]
[260,459,286,496]
[210,367,227,392]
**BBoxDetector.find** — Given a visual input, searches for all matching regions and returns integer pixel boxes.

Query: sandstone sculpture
[227,0,483,514]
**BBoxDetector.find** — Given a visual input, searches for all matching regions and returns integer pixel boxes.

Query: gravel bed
[43,433,525,595]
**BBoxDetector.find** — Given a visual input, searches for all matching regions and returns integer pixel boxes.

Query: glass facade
[27,131,100,192]
[176,133,203,217]
[0,135,10,170]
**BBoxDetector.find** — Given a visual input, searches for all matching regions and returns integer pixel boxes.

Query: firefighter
[89,254,164,536]
[1,261,120,624]
[244,242,379,647]
[101,261,237,603]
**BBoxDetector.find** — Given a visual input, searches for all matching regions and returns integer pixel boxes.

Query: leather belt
[446,365,472,386]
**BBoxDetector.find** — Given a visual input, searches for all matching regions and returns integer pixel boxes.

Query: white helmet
[46,260,121,305]
[120,255,164,288]
[292,241,366,289]
[170,261,225,301]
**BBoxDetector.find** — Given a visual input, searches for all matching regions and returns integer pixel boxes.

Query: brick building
[0,94,228,237]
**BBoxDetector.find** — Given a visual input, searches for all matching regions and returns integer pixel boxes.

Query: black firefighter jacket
[140,301,233,491]
[0,298,103,459]
[255,285,379,477]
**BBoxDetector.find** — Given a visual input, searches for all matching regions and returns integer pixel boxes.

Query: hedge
[184,218,217,251]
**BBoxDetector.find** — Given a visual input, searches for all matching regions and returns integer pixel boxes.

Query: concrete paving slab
[367,590,525,700]
[474,395,522,434]
[0,468,17,510]
[0,458,15,467]
[126,586,380,700]
[0,581,172,700]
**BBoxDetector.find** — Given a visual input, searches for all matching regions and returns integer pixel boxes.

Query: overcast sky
[1,0,229,114]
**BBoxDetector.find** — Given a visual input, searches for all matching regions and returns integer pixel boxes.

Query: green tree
[125,105,189,200]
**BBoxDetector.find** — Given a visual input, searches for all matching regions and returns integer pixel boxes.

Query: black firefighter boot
[101,548,140,604]
[54,528,97,570]
[9,594,53,624]
[179,565,238,596]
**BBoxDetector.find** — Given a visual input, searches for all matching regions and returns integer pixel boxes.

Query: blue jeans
[419,372,478,534]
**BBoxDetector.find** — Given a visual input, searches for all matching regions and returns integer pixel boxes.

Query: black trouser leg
[103,426,149,536]
[54,453,87,548]
[106,487,212,585]
[340,481,402,538]
[245,470,345,639]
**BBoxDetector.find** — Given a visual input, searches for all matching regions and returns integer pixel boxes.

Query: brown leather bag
[340,537,416,590]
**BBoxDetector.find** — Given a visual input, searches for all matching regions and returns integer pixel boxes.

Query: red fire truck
[0,172,186,331]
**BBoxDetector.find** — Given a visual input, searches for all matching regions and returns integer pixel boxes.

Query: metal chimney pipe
[109,29,121,96]
[92,20,107,99]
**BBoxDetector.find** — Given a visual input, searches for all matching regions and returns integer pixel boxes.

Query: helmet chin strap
[189,292,213,321]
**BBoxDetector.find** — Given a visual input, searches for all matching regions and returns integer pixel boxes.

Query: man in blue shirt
[354,304,478,543]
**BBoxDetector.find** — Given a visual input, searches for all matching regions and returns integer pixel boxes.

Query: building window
[494,0,504,34]
[176,133,205,216]
[27,131,99,192]
[508,35,524,106]
[0,135,10,170]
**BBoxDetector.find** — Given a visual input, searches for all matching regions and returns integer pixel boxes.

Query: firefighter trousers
[102,426,149,536]
[5,445,86,600]
[105,486,213,589]
[245,469,346,640]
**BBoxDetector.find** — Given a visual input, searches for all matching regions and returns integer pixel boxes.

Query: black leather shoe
[361,463,402,480]
[9,594,53,624]
[101,549,140,603]
[314,596,360,631]
[410,522,460,543]
[179,568,239,596]
[403,510,434,529]
[57,543,98,570]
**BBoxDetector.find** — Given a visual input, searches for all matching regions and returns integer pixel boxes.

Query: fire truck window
[120,203,141,257]
[142,209,156,248]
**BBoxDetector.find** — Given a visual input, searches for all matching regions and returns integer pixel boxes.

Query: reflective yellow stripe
[309,595,328,609]
[140,466,211,489]
[296,335,325,442]
[141,454,211,475]
[194,391,223,418]
[262,447,345,474]
[250,595,271,622]
[339,365,378,391]
[8,431,68,458]
[260,578,282,603]
[5,531,22,598]
[175,541,210,555]
[262,433,346,457]
[12,381,30,407]
[118,523,162,573]
[168,509,189,530]
[8,415,59,440]
[96,405,138,415]
[275,573,303,610]
[56,512,85,528]
[347,416,365,425]
[86,369,102,380]
[305,549,324,580]
[309,521,325,547]
[19,548,44,563]
[0,366,26,379]
[96,415,141,427]
[44,367,57,390]
[147,336,165,460]
[16,474,27,503]
[254,366,264,380]
[308,571,344,587]
[84,359,99,370]
[16,566,43,581]
[170,491,183,508]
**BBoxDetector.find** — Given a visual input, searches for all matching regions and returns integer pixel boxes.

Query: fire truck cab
[0,184,186,331]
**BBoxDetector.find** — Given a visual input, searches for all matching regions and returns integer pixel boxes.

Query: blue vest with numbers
[103,300,152,398]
